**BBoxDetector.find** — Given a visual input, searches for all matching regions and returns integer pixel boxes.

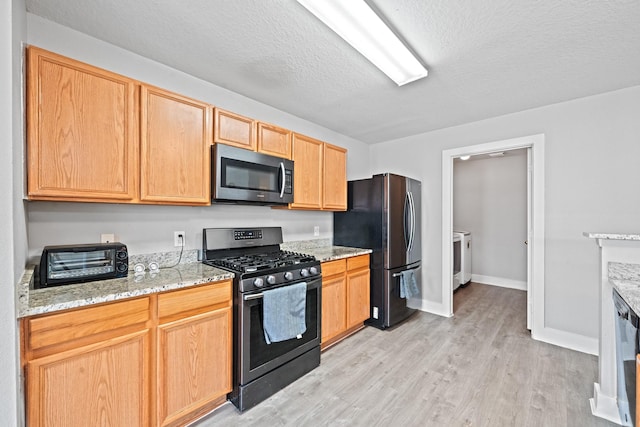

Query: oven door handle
[244,293,264,301]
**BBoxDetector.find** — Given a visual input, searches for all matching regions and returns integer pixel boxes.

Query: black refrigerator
[333,173,421,329]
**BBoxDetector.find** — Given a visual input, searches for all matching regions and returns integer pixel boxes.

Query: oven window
[248,288,318,370]
[222,158,278,192]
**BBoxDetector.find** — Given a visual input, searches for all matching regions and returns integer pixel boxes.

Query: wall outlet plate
[101,233,115,243]
[313,226,320,237]
[174,231,185,247]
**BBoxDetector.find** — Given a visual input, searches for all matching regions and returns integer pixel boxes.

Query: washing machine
[452,233,462,291]
[454,230,472,286]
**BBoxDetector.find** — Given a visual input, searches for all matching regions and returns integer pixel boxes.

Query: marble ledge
[610,262,640,315]
[583,232,640,241]
[17,262,234,319]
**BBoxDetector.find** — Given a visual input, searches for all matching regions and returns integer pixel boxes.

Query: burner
[206,250,316,273]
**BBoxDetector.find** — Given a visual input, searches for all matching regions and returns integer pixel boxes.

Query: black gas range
[202,227,322,412]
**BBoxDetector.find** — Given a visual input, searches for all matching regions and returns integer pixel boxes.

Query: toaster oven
[36,243,129,289]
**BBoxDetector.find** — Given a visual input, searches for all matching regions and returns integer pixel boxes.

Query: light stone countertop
[609,262,640,314]
[583,232,640,241]
[17,262,234,318]
[281,239,372,262]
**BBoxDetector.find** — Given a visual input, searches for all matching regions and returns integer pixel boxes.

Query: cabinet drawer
[347,254,370,271]
[25,297,150,352]
[322,259,346,278]
[158,280,232,321]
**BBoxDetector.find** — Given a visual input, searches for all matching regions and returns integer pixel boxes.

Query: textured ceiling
[25,0,640,144]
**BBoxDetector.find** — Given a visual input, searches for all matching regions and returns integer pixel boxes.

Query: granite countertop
[609,262,640,314]
[17,262,234,318]
[281,240,372,262]
[584,232,640,241]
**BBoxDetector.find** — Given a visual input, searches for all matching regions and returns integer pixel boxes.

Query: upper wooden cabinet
[322,143,347,211]
[27,46,138,202]
[213,108,256,150]
[290,133,324,209]
[288,133,347,211]
[257,122,292,159]
[140,85,212,205]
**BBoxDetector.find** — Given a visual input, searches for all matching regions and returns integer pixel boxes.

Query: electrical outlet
[101,233,115,243]
[174,231,185,247]
[313,226,320,237]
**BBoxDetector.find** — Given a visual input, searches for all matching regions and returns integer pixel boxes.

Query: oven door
[238,277,321,385]
[212,144,293,204]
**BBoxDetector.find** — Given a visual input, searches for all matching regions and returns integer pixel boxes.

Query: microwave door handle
[279,162,286,199]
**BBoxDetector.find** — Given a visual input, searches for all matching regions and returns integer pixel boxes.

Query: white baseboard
[471,274,527,291]
[409,298,452,318]
[532,326,599,355]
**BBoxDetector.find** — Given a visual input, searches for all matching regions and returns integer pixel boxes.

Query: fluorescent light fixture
[459,155,471,161]
[296,0,428,86]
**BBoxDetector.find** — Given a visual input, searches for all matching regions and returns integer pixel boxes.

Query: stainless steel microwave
[36,243,129,289]
[212,144,293,205]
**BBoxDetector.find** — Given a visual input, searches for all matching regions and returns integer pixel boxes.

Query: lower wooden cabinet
[321,254,370,349]
[20,280,232,427]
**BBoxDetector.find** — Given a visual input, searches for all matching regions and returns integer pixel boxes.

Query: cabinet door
[26,330,150,427]
[157,307,232,427]
[257,122,292,159]
[322,143,347,211]
[214,108,256,150]
[140,85,212,205]
[321,274,347,344]
[347,268,371,329]
[27,46,138,202]
[291,133,323,209]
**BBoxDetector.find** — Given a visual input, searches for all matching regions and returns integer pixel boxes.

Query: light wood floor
[193,283,616,427]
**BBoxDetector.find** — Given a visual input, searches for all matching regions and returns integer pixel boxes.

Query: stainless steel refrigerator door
[383,262,420,327]
[384,175,422,269]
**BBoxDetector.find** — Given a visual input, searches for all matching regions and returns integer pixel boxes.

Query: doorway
[442,134,545,337]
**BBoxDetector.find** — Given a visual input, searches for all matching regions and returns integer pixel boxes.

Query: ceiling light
[489,152,505,157]
[296,0,428,86]
[459,155,471,161]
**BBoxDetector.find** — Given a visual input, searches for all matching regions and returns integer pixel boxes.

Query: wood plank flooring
[193,283,616,427]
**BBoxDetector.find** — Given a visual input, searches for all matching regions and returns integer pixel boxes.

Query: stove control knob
[266,275,276,285]
[284,272,294,281]
[309,266,319,275]
[253,277,264,288]
[300,268,309,277]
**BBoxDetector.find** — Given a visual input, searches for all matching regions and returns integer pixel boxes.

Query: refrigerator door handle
[406,191,416,253]
[392,265,420,277]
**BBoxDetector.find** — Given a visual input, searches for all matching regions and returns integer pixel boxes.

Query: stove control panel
[234,229,262,240]
[240,264,322,292]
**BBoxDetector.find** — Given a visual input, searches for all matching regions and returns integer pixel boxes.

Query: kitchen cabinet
[21,297,151,427]
[140,85,212,205]
[26,46,138,203]
[322,143,347,211]
[213,108,256,150]
[321,254,370,349]
[20,280,233,427]
[156,281,232,427]
[257,122,292,159]
[288,133,347,211]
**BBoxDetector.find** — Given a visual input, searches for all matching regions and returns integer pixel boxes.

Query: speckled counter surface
[281,239,372,262]
[584,232,640,241]
[17,262,234,318]
[609,262,640,314]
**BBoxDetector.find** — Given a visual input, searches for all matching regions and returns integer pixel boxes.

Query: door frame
[441,134,545,336]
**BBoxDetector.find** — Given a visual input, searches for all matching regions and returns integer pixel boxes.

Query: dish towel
[262,281,307,344]
[399,270,420,299]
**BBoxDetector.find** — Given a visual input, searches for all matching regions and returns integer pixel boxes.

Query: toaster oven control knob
[266,275,276,285]
[300,268,309,277]
[253,277,264,288]
[117,263,128,273]
[284,271,294,281]
[309,266,319,275]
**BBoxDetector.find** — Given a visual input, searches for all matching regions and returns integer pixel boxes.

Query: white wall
[371,85,640,341]
[3,0,27,425]
[453,149,527,285]
[24,14,371,258]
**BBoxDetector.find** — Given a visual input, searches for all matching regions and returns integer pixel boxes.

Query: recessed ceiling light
[488,152,505,157]
[459,155,471,161]
[296,0,428,86]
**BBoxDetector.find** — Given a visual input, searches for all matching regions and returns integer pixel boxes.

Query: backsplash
[129,249,199,270]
